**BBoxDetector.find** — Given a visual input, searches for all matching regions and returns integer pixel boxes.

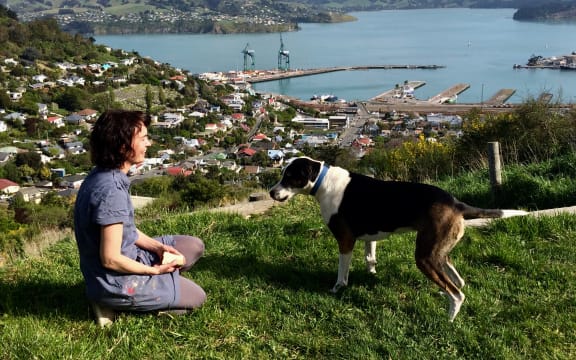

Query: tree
[54,87,89,111]
[0,91,11,109]
[18,164,36,182]
[158,85,166,104]
[38,166,52,180]
[21,47,41,62]
[145,85,153,114]
[15,152,42,170]
[24,117,39,136]
[174,173,224,209]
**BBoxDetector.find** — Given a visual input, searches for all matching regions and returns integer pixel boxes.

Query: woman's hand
[152,261,182,274]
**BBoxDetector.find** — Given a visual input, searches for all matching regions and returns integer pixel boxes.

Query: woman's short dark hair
[90,110,151,169]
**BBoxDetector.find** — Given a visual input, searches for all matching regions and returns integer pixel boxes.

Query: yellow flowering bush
[362,134,456,182]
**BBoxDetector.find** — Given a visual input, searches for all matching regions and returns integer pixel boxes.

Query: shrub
[360,134,455,182]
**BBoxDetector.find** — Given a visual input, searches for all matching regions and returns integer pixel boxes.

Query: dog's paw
[330,283,346,293]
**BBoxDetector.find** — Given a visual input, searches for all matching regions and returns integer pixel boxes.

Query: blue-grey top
[74,167,180,311]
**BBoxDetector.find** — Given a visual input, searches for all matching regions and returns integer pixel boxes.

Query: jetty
[369,81,426,101]
[427,83,470,104]
[246,65,445,83]
[483,89,516,106]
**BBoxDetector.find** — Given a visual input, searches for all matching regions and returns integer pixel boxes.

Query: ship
[311,94,339,102]
[560,63,576,70]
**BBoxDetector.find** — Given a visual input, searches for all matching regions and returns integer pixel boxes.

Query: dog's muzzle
[269,186,289,202]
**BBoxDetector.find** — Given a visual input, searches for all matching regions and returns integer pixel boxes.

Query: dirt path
[206,198,279,218]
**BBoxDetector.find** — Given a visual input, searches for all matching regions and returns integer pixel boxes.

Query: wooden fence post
[488,141,502,202]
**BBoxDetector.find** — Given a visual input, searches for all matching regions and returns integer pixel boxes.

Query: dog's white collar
[310,164,329,196]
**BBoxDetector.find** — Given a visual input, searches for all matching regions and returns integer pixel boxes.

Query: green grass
[1,196,575,359]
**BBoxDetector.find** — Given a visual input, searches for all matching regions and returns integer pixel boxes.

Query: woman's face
[125,123,152,169]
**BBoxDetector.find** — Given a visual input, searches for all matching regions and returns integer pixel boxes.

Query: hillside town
[0,41,468,206]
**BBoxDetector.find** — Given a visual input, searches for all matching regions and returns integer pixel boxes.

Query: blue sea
[96,8,576,104]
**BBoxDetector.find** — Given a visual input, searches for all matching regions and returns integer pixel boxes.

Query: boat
[320,94,338,102]
[310,94,339,102]
[560,63,576,70]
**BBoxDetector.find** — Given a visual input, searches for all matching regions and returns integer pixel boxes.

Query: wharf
[483,89,516,106]
[427,83,470,104]
[246,65,444,83]
[370,81,426,101]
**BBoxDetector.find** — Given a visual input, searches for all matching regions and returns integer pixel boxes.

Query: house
[3,112,26,124]
[0,178,20,197]
[294,135,331,148]
[251,133,269,141]
[352,136,373,149]
[17,187,45,204]
[250,140,275,151]
[64,113,84,125]
[183,138,201,149]
[32,74,49,83]
[4,58,18,66]
[426,113,463,127]
[267,149,285,161]
[0,146,18,155]
[46,115,65,128]
[7,91,23,101]
[77,109,98,122]
[0,152,12,163]
[204,123,218,133]
[170,74,187,81]
[30,83,45,91]
[189,111,205,118]
[242,165,261,176]
[237,147,257,158]
[150,112,183,129]
[221,160,240,172]
[166,166,193,177]
[62,141,85,154]
[35,180,53,188]
[61,174,85,189]
[231,113,245,122]
[55,62,77,71]
[267,150,285,167]
[121,58,137,66]
[37,103,49,116]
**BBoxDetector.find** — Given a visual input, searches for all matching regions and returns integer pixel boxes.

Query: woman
[74,110,206,327]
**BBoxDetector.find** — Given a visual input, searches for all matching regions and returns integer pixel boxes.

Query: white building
[291,115,330,130]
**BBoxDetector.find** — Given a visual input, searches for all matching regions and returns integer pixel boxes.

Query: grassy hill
[1,195,575,358]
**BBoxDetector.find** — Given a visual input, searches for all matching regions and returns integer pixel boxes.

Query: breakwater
[246,65,445,83]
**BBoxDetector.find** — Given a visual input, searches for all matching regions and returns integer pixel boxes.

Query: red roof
[166,167,193,177]
[0,178,18,190]
[252,133,268,141]
[77,109,97,116]
[238,148,257,156]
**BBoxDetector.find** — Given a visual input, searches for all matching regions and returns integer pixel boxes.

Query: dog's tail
[457,201,528,220]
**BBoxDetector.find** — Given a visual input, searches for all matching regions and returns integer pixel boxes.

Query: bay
[96,8,576,104]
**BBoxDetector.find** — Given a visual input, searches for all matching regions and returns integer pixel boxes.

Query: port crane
[278,34,290,71]
[242,43,255,71]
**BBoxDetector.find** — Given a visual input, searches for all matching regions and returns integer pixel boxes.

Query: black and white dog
[269,156,527,321]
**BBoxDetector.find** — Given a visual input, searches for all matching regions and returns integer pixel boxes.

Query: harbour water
[96,8,576,104]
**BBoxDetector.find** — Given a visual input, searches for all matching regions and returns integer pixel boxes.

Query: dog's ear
[283,157,296,167]
[302,159,321,180]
